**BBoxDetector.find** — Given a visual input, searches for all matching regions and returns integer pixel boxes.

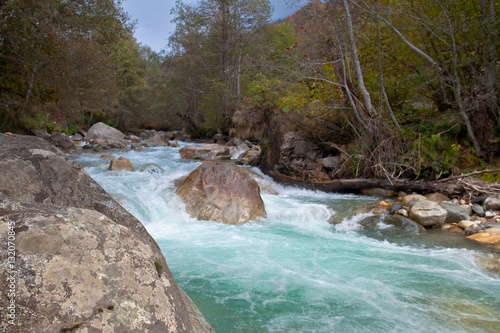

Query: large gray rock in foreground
[0,133,213,333]
[86,122,125,142]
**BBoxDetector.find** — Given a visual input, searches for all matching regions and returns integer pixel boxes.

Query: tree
[0,0,134,132]
[168,0,272,135]
[353,0,499,160]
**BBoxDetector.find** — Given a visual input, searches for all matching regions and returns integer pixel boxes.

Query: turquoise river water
[70,143,500,333]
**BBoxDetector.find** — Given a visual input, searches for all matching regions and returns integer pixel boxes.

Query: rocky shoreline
[368,192,500,251]
[33,122,500,250]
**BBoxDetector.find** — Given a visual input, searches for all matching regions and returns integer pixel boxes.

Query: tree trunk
[220,0,231,117]
[376,14,400,131]
[258,112,282,175]
[439,1,483,157]
[341,0,377,116]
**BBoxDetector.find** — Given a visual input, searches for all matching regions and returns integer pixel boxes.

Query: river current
[70,143,500,333]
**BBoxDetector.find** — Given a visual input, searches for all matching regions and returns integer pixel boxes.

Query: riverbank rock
[179,144,231,160]
[176,161,266,224]
[48,132,75,150]
[144,132,171,146]
[237,147,261,166]
[425,192,450,203]
[467,226,500,244]
[0,133,212,333]
[109,156,135,171]
[86,122,125,142]
[439,202,470,223]
[484,197,500,210]
[409,200,448,227]
[401,194,427,207]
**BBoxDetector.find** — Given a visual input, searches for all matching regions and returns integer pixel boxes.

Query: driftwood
[269,171,465,196]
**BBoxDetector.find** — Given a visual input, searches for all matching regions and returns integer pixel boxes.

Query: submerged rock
[139,163,162,174]
[0,133,212,333]
[176,161,266,224]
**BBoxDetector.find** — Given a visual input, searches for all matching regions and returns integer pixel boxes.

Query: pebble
[458,220,476,229]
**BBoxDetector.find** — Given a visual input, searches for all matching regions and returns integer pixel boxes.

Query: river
[69,143,500,333]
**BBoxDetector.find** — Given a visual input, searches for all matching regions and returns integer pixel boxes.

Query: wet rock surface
[176,161,266,224]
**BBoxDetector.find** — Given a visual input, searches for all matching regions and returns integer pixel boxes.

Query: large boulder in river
[409,200,448,227]
[179,144,231,160]
[176,161,267,224]
[109,156,135,171]
[86,122,125,142]
[0,133,213,333]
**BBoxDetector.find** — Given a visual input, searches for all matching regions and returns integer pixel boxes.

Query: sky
[121,0,308,52]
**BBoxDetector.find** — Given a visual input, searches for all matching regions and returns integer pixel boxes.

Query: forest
[1,0,499,182]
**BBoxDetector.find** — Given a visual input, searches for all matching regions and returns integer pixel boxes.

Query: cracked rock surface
[0,133,213,333]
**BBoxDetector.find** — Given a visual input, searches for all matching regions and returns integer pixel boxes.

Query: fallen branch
[436,169,500,183]
[269,171,464,196]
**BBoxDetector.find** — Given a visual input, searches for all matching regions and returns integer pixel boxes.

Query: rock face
[86,122,125,142]
[0,133,213,333]
[409,200,448,227]
[179,144,231,160]
[176,161,267,224]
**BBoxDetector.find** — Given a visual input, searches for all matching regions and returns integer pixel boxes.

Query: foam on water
[69,146,500,333]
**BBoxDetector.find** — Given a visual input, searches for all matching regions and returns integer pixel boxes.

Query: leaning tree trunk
[259,111,282,175]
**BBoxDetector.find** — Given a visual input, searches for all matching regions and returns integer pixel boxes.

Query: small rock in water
[139,163,162,174]
[390,202,403,214]
[395,209,409,217]
[100,154,116,160]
